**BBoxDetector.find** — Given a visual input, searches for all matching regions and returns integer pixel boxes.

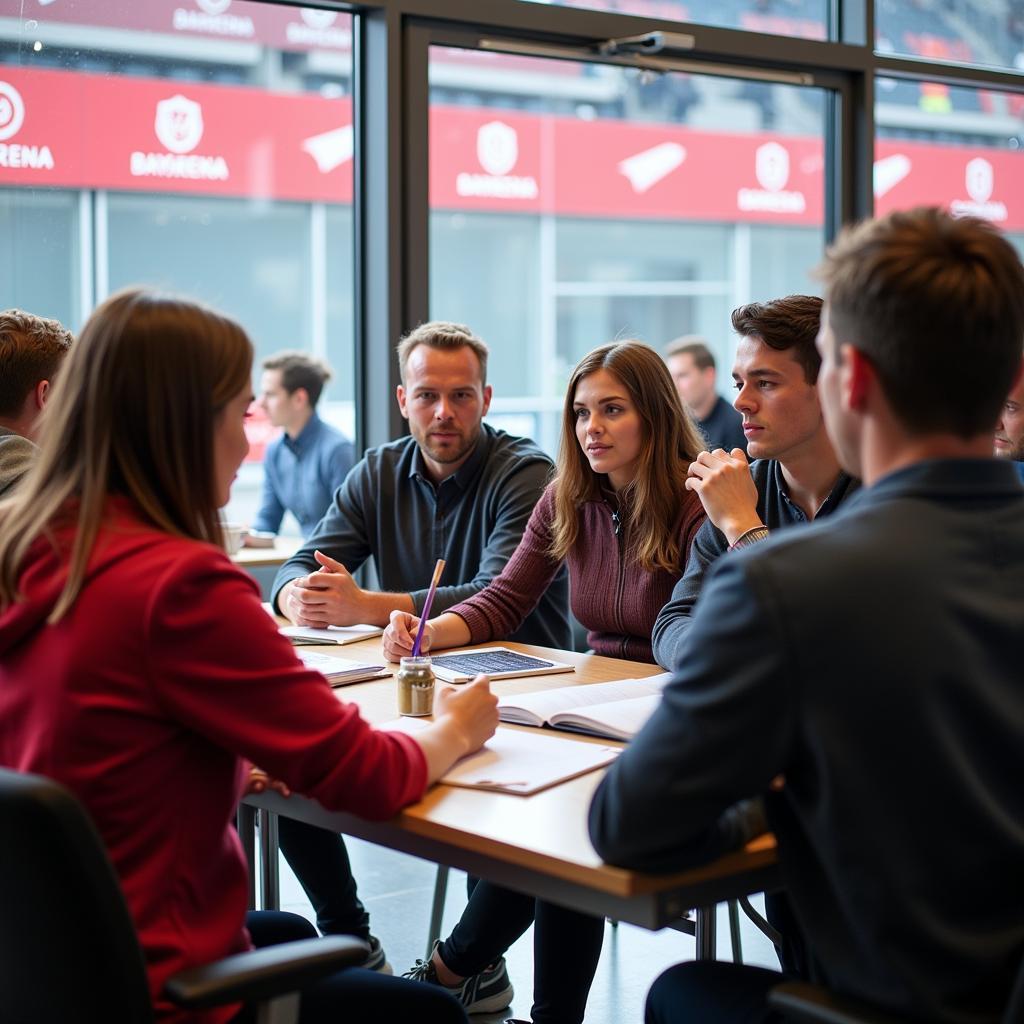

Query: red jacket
[0,499,427,1022]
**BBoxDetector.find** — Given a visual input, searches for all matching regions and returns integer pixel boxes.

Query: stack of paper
[298,650,390,687]
[281,624,383,645]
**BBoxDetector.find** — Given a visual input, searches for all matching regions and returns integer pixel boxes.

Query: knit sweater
[448,482,705,662]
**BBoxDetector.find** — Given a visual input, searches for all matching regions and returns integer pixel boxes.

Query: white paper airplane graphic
[873,153,911,197]
[618,142,686,194]
[302,125,354,174]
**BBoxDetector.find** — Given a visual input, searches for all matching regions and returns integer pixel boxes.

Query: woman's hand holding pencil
[384,611,433,661]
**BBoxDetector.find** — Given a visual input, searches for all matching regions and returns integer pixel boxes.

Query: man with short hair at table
[652,296,858,676]
[0,309,73,497]
[590,207,1024,1023]
[994,371,1024,482]
[271,321,569,989]
[664,336,747,453]
[250,351,354,539]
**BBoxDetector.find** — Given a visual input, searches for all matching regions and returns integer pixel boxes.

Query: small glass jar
[397,656,435,717]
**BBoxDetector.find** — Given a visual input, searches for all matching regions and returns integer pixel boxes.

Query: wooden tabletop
[246,636,779,929]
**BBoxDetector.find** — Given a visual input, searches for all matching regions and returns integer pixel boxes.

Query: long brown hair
[549,341,703,574]
[0,288,253,621]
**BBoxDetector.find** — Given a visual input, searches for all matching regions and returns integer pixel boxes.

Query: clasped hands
[685,447,765,546]
[283,550,366,627]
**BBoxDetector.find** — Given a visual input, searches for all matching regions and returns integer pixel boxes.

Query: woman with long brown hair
[383,340,706,1024]
[0,288,496,1024]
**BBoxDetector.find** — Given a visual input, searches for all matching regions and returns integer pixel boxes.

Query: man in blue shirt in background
[251,351,354,538]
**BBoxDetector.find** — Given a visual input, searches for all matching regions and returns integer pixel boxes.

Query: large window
[429,46,828,452]
[0,0,355,532]
[875,81,1024,257]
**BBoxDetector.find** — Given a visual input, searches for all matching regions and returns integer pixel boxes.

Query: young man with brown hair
[0,309,73,497]
[592,208,1024,1023]
[653,295,856,673]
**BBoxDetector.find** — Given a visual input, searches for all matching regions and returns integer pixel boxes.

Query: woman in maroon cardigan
[0,288,497,1024]
[383,340,706,1024]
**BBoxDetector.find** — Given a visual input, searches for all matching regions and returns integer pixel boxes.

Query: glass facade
[0,0,355,529]
[1,0,1022,511]
[429,47,828,452]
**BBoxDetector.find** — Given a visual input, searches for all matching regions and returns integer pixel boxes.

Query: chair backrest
[0,768,154,1024]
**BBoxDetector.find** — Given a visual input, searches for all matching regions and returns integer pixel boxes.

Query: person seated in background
[590,207,1024,1024]
[664,335,747,453]
[0,288,499,1024]
[652,295,857,673]
[250,351,354,539]
[383,340,706,1024]
[270,320,570,991]
[0,308,73,497]
[994,371,1024,481]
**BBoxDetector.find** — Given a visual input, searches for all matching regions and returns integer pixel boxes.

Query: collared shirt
[651,458,858,669]
[697,395,747,454]
[271,424,571,650]
[252,412,354,537]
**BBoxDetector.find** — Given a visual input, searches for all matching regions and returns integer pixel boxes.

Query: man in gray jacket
[0,309,73,497]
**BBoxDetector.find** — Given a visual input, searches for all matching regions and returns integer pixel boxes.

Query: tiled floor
[271,834,782,1024]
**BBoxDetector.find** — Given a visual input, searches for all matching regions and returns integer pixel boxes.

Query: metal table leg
[237,804,258,911]
[258,808,280,911]
[694,905,716,960]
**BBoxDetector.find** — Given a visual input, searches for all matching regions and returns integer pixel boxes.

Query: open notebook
[497,672,673,742]
[383,719,619,795]
[280,624,383,646]
[298,650,390,687]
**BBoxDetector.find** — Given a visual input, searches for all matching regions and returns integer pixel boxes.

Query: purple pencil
[411,558,445,657]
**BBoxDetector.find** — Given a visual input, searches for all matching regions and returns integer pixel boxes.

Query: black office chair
[0,768,368,1024]
[770,959,1024,1024]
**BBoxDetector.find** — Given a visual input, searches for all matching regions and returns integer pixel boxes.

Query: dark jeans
[645,961,784,1024]
[231,911,466,1023]
[439,880,605,1024]
[278,817,371,939]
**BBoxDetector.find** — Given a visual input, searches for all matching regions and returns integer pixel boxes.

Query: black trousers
[439,880,605,1024]
[230,911,466,1023]
[278,817,371,939]
[645,961,784,1024]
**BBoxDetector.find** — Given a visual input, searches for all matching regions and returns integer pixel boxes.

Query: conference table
[243,635,780,960]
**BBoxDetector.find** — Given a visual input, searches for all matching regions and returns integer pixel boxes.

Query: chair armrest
[164,936,369,1009]
[768,982,910,1024]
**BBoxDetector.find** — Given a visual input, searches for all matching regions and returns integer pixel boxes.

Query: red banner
[2,65,1023,228]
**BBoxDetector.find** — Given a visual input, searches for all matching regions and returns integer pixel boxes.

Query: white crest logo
[300,9,337,28]
[154,95,204,154]
[477,121,518,177]
[965,157,993,203]
[196,0,231,14]
[755,142,790,193]
[0,80,26,142]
